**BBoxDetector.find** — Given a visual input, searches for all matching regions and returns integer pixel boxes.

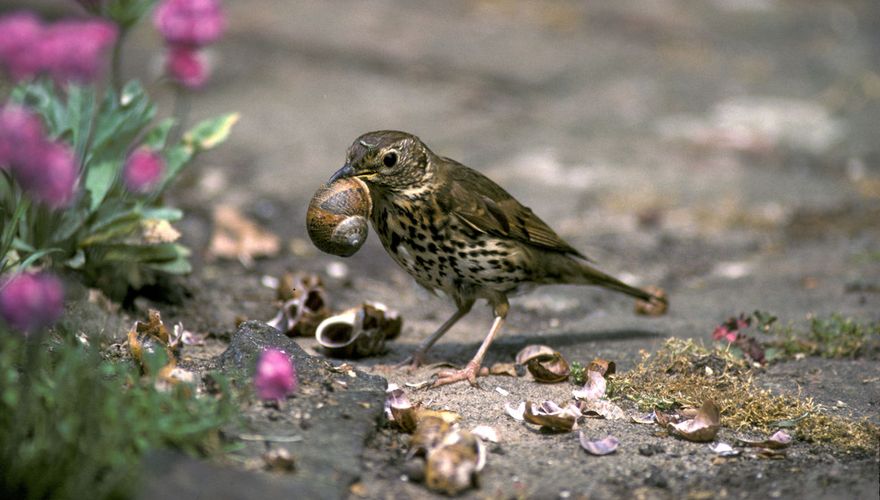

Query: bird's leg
[433,299,509,388]
[397,299,474,370]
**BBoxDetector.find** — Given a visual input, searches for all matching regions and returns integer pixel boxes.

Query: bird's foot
[395,351,429,371]
[432,361,482,388]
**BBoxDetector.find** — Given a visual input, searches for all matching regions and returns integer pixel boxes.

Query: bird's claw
[431,361,482,388]
[395,351,428,372]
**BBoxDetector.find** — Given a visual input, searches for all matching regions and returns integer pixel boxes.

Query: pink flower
[165,46,209,88]
[0,12,44,80]
[254,349,297,401]
[123,148,166,193]
[0,272,65,335]
[0,104,46,170]
[0,14,117,84]
[153,0,227,47]
[712,325,738,343]
[712,313,752,343]
[13,141,79,209]
[37,20,118,83]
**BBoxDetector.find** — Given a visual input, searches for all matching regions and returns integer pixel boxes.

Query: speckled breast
[370,194,530,295]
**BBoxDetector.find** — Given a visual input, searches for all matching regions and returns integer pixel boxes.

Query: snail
[306,177,372,257]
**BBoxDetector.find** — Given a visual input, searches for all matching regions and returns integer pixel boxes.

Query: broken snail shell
[306,177,372,257]
[315,302,402,358]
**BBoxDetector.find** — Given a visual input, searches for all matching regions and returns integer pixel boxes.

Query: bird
[329,130,666,387]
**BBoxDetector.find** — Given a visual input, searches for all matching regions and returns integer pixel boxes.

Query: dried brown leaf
[208,205,280,266]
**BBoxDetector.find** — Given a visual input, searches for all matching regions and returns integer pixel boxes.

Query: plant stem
[170,86,191,145]
[111,29,128,93]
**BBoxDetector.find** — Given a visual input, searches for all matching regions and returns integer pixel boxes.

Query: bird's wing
[440,159,589,259]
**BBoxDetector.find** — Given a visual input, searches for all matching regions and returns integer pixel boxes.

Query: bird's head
[329,131,433,192]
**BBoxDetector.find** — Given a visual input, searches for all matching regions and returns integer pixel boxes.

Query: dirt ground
[10,0,880,498]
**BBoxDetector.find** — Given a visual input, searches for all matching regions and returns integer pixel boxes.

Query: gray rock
[143,321,388,500]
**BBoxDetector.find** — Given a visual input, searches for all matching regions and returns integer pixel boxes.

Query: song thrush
[329,131,666,387]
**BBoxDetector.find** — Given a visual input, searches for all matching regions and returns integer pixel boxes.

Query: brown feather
[436,157,589,260]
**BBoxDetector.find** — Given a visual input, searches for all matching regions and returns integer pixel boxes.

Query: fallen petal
[579,433,620,455]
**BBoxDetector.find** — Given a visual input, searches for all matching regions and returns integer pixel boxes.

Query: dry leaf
[127,309,177,374]
[141,219,181,244]
[208,205,280,266]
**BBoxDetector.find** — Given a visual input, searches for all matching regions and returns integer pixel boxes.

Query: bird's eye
[382,152,398,168]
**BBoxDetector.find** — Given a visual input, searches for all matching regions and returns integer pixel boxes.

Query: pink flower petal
[0,272,65,334]
[254,348,297,401]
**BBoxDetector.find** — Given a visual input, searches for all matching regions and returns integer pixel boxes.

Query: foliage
[766,313,880,359]
[0,328,236,499]
[569,361,586,386]
[1,78,238,298]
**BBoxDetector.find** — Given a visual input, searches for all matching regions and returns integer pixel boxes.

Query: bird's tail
[541,253,665,304]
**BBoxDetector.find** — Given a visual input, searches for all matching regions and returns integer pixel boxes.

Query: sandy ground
[6,0,880,498]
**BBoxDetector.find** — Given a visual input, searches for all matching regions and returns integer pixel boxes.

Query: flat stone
[142,321,387,500]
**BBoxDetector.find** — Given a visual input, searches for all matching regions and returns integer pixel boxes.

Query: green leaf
[81,209,142,246]
[11,80,67,138]
[107,0,158,29]
[64,84,97,161]
[183,113,239,151]
[89,80,156,165]
[102,242,188,263]
[18,247,63,270]
[145,257,192,274]
[53,207,89,243]
[84,160,119,211]
[143,118,175,151]
[140,207,183,221]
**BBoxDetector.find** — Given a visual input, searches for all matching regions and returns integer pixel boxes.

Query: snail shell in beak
[306,177,372,257]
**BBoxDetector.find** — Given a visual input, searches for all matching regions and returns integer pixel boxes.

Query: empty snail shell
[306,177,372,257]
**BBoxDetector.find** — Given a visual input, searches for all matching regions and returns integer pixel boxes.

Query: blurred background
[5,0,879,324]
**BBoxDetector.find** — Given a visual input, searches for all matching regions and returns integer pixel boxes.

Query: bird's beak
[329,163,356,184]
